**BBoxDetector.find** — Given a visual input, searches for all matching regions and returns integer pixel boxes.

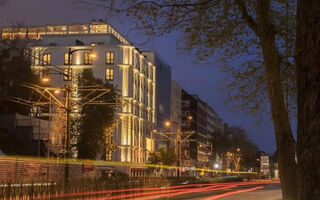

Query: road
[37,181,281,200]
[207,184,282,200]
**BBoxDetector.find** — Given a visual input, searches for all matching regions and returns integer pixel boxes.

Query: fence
[0,158,188,199]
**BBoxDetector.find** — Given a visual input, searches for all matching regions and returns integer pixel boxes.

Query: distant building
[180,90,224,176]
[181,89,198,169]
[0,113,50,156]
[192,95,210,169]
[206,104,216,169]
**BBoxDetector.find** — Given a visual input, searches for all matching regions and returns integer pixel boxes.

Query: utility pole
[64,84,71,189]
[152,117,194,178]
[4,43,119,188]
[176,128,181,178]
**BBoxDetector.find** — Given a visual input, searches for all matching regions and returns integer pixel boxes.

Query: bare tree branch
[235,0,259,35]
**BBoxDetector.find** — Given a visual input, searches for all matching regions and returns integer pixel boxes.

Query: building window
[64,53,72,65]
[64,68,72,81]
[84,52,92,65]
[90,42,104,46]
[42,53,51,65]
[106,52,114,64]
[106,68,114,81]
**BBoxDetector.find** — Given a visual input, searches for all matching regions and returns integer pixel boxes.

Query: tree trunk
[260,36,298,200]
[255,1,298,200]
[296,1,320,199]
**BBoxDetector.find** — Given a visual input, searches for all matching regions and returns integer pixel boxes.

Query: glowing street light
[214,163,219,169]
[164,121,171,127]
[41,77,50,83]
[54,90,61,95]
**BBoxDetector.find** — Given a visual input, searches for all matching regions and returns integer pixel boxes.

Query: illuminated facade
[3,22,157,168]
[142,51,172,131]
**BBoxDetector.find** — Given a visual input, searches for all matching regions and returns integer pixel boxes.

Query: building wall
[181,89,198,167]
[192,96,209,168]
[29,25,156,166]
[142,51,171,130]
[170,80,182,126]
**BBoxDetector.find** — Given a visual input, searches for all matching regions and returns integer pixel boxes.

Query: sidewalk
[219,184,282,200]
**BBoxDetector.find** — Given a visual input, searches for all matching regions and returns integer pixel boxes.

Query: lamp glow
[89,52,96,58]
[164,121,171,127]
[42,77,50,82]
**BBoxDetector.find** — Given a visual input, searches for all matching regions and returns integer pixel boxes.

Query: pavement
[217,184,283,200]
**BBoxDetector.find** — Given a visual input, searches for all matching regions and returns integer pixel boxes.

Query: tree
[296,1,320,199]
[77,69,117,160]
[80,1,298,199]
[148,147,177,166]
[0,39,40,115]
[218,125,259,171]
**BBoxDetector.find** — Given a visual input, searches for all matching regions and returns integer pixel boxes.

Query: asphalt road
[187,183,282,200]
[36,181,281,200]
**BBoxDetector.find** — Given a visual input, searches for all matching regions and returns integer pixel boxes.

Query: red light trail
[39,181,279,200]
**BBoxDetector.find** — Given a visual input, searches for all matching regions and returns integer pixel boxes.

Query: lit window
[42,53,51,66]
[106,52,114,64]
[106,68,114,81]
[84,52,92,65]
[64,53,72,65]
[23,49,30,60]
[64,68,72,81]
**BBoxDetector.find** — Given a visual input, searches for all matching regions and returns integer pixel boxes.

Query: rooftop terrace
[0,21,130,45]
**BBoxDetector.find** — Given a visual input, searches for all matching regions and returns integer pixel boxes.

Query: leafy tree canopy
[77,69,117,160]
[82,0,296,120]
[0,39,40,115]
[148,147,177,166]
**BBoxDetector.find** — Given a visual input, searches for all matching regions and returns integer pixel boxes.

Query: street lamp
[164,121,171,127]
[54,90,61,95]
[214,163,219,169]
[41,77,50,83]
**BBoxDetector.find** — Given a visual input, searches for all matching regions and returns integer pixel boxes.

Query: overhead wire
[0,38,124,106]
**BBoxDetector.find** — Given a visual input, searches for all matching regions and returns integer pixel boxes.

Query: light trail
[199,186,264,200]
[69,181,279,200]
[0,155,257,175]
[75,184,232,200]
[36,183,218,199]
[35,181,280,199]
[124,184,237,200]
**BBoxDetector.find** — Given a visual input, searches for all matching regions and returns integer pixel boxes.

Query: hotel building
[0,22,157,174]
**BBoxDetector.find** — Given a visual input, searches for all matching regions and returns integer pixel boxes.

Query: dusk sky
[0,0,294,153]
